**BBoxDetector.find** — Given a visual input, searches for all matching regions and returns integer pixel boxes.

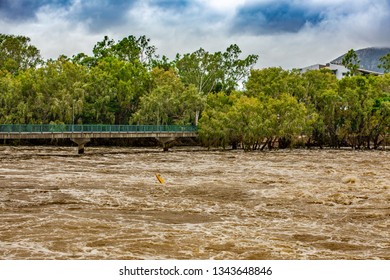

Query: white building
[300,63,383,79]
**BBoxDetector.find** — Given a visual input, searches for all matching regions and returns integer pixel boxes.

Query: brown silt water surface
[0,146,389,259]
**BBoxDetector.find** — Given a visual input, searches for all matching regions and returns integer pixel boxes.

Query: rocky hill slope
[331,47,390,73]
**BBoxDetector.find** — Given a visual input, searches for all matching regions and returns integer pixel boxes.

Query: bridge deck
[0,124,198,140]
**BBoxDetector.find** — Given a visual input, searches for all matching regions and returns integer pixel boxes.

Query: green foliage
[73,35,156,68]
[198,92,236,148]
[199,87,310,150]
[246,67,305,99]
[175,45,258,95]
[220,44,259,93]
[1,32,389,150]
[0,70,22,123]
[83,57,150,124]
[200,68,389,150]
[14,57,87,124]
[132,68,204,125]
[0,34,42,74]
[378,53,390,73]
[305,73,389,149]
[342,49,360,76]
[175,48,222,95]
[301,69,339,146]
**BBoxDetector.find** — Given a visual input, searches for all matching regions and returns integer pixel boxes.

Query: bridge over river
[0,124,198,153]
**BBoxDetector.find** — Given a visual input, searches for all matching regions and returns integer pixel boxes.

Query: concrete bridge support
[71,138,91,154]
[156,137,176,152]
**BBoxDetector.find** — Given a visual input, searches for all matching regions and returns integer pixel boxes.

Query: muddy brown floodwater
[0,146,389,260]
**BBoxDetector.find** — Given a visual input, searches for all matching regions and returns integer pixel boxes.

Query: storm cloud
[0,0,389,69]
[0,0,72,20]
[70,1,137,32]
[232,1,325,34]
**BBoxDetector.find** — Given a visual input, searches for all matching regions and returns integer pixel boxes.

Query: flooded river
[0,146,389,259]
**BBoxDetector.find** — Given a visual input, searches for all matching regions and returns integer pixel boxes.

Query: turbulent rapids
[0,146,389,259]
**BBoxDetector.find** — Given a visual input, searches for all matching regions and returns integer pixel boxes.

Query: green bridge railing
[0,124,198,133]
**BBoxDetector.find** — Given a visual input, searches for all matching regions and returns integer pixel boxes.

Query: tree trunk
[260,138,269,151]
[267,138,275,150]
[195,110,199,126]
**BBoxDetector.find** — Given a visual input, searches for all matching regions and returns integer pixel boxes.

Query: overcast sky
[1,0,389,69]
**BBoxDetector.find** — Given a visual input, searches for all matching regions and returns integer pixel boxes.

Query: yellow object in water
[156,173,165,184]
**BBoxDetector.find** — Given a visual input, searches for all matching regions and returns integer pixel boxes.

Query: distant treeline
[0,34,389,149]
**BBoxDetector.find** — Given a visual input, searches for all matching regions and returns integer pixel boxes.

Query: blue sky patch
[149,0,193,12]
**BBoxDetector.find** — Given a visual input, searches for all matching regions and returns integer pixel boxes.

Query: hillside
[331,47,390,73]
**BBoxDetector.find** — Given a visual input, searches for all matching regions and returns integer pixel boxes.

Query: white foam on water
[0,147,389,259]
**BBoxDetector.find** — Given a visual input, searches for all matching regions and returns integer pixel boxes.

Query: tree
[0,34,42,75]
[245,67,305,99]
[301,69,339,147]
[73,35,157,68]
[226,94,265,150]
[83,57,150,124]
[366,74,390,148]
[342,49,360,76]
[151,55,175,71]
[199,72,311,150]
[175,48,222,95]
[15,57,87,124]
[92,36,116,60]
[266,93,310,148]
[378,53,390,73]
[220,44,259,93]
[336,75,385,149]
[175,45,258,95]
[132,68,204,125]
[198,92,236,148]
[0,70,22,123]
[113,35,156,66]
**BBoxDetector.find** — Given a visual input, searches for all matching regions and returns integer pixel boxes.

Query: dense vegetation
[1,34,389,149]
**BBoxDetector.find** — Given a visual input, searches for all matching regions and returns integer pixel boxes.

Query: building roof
[299,62,383,79]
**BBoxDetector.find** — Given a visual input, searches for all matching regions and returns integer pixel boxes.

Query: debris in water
[156,173,165,184]
[342,175,359,184]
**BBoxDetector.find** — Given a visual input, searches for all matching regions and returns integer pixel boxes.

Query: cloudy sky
[1,0,389,69]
